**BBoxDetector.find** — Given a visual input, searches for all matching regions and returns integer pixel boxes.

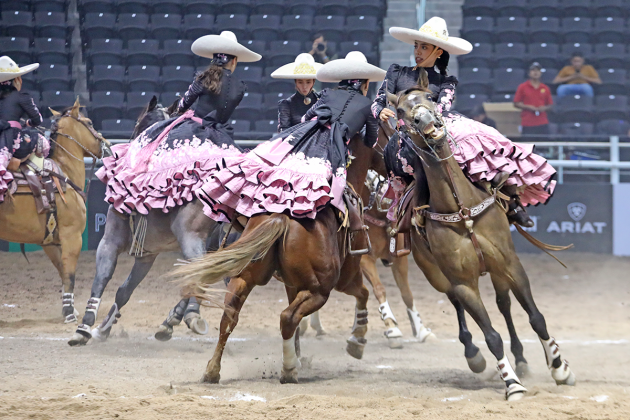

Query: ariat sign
[511,183,612,254]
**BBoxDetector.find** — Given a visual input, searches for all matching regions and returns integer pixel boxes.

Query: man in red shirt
[514,62,553,137]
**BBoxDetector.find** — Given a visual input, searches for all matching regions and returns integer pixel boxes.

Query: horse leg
[42,244,79,324]
[446,291,486,373]
[452,283,527,401]
[392,255,435,342]
[506,260,576,386]
[493,278,529,377]
[337,269,370,360]
[361,254,402,348]
[91,254,158,342]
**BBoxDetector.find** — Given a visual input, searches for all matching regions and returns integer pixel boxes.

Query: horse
[0,98,110,323]
[387,78,575,401]
[68,96,216,346]
[174,133,374,384]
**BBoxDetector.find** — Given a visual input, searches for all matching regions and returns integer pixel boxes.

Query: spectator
[552,52,601,97]
[469,104,496,129]
[308,33,335,64]
[514,62,553,137]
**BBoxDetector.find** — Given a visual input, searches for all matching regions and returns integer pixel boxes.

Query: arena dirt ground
[0,250,629,419]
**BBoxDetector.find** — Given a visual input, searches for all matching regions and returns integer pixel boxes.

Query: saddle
[339,183,372,256]
[388,181,418,258]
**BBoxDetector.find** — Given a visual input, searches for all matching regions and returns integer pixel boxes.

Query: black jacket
[278,90,319,132]
[0,89,43,127]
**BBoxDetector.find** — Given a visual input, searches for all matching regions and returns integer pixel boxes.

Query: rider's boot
[500,181,535,228]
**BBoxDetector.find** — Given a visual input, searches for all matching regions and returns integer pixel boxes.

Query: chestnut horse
[388,80,575,401]
[0,98,110,322]
[175,133,373,384]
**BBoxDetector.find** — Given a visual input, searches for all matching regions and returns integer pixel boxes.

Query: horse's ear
[418,68,429,90]
[148,95,158,111]
[167,98,179,114]
[70,96,81,118]
[49,108,61,117]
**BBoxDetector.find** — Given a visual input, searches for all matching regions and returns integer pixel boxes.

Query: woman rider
[0,56,47,203]
[97,31,261,214]
[271,53,322,132]
[196,51,384,221]
[373,18,557,227]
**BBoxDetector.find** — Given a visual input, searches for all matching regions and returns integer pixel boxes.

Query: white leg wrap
[352,307,368,333]
[92,303,119,341]
[378,301,398,324]
[497,356,527,400]
[407,306,433,341]
[62,293,74,307]
[282,335,301,371]
[540,336,560,369]
[85,297,101,316]
[540,337,574,384]
[310,311,325,334]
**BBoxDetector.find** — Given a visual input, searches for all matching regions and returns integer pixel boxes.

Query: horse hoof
[417,328,436,343]
[68,331,90,347]
[314,328,326,337]
[64,309,79,324]
[505,383,527,401]
[155,324,173,342]
[279,367,299,384]
[553,362,576,386]
[466,350,487,374]
[346,336,367,360]
[189,318,209,335]
[557,370,576,386]
[202,373,220,384]
[388,337,404,349]
[91,327,110,342]
[515,361,530,378]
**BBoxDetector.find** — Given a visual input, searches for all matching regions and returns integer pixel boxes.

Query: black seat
[317,0,349,16]
[233,65,263,93]
[151,13,183,42]
[242,40,266,62]
[457,42,492,68]
[267,40,302,67]
[82,13,116,42]
[160,91,183,105]
[215,14,249,40]
[528,42,561,69]
[118,13,150,42]
[528,17,560,44]
[496,0,527,18]
[346,15,380,44]
[461,16,495,44]
[593,17,625,43]
[1,0,31,12]
[161,65,195,92]
[559,0,592,17]
[560,122,594,136]
[127,65,161,92]
[126,91,159,117]
[89,91,126,129]
[592,43,627,69]
[183,13,215,40]
[454,93,488,114]
[34,11,70,40]
[2,11,34,40]
[126,39,161,67]
[349,0,384,17]
[152,0,182,14]
[494,42,526,68]
[101,119,137,136]
[281,14,314,43]
[20,72,38,91]
[540,67,558,85]
[219,0,251,16]
[595,0,625,18]
[229,119,251,135]
[38,63,71,91]
[288,1,318,17]
[313,15,346,42]
[78,0,115,14]
[561,17,593,44]
[184,0,218,15]
[34,37,70,65]
[457,67,492,95]
[254,119,277,134]
[1,37,32,64]
[339,41,374,56]
[41,90,75,118]
[91,64,126,91]
[599,68,627,95]
[87,38,124,68]
[264,79,295,95]
[560,42,592,56]
[249,14,282,42]
[116,0,150,14]
[462,0,495,18]
[555,95,594,123]
[495,16,527,43]
[163,39,195,66]
[231,92,263,120]
[528,0,560,18]
[595,94,628,120]
[492,67,526,94]
[253,0,286,15]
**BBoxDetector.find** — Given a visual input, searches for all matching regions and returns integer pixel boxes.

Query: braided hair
[435,51,450,76]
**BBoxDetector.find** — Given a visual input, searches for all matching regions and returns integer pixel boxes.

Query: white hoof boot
[184,312,209,335]
[62,293,79,323]
[540,336,576,386]
[92,303,120,342]
[64,308,79,324]
[68,323,92,347]
[384,327,404,349]
[407,306,434,342]
[299,316,309,336]
[498,356,527,401]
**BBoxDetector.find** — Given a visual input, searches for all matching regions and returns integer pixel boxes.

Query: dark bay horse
[387,79,575,401]
[175,133,374,384]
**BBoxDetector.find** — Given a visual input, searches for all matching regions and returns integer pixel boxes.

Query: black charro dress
[196,85,378,222]
[0,86,47,202]
[277,90,319,132]
[96,68,247,214]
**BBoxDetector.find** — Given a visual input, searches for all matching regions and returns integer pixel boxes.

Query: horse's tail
[175,214,290,300]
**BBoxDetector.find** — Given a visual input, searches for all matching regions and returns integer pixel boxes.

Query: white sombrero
[191,31,262,62]
[316,51,386,83]
[0,56,39,83]
[271,53,323,80]
[389,17,473,56]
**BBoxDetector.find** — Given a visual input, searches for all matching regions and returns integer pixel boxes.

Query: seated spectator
[514,62,553,137]
[553,52,601,97]
[308,33,336,64]
[469,105,496,129]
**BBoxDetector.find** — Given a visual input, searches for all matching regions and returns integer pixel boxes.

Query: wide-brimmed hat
[316,51,386,83]
[0,56,39,83]
[271,53,323,80]
[389,17,472,56]
[191,31,262,62]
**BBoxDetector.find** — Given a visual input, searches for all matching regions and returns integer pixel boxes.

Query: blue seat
[595,94,628,120]
[249,14,282,42]
[183,13,215,40]
[88,38,124,68]
[461,16,495,44]
[233,65,263,93]
[559,0,592,18]
[496,0,527,18]
[78,0,114,14]
[34,11,71,40]
[126,39,161,67]
[454,93,488,114]
[494,42,526,68]
[555,95,594,123]
[592,43,627,69]
[127,65,161,92]
[101,119,137,135]
[229,119,251,135]
[151,13,183,42]
[163,39,195,66]
[528,42,561,69]
[91,65,126,92]
[458,42,493,69]
[317,0,349,16]
[267,40,302,67]
[599,68,627,95]
[347,15,380,44]
[89,91,126,129]
[82,13,116,42]
[593,17,625,44]
[528,0,560,18]
[528,17,560,44]
[339,41,374,56]
[116,0,150,15]
[184,0,218,15]
[117,13,150,42]
[561,17,593,44]
[462,0,495,18]
[288,1,317,17]
[457,67,492,95]
[595,0,625,18]
[349,0,384,17]
[1,0,30,12]
[253,0,286,15]
[126,91,159,117]
[38,63,72,91]
[313,15,346,42]
[1,37,32,64]
[492,67,526,94]
[219,0,251,16]
[2,11,34,40]
[152,0,182,15]
[160,91,184,106]
[215,13,249,40]
[161,65,195,92]
[281,14,313,43]
[42,90,75,118]
[560,42,592,56]
[34,37,71,65]
[495,16,527,43]
[232,92,263,120]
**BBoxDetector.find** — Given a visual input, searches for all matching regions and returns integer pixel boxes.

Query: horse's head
[50,97,112,160]
[132,95,176,138]
[388,69,446,150]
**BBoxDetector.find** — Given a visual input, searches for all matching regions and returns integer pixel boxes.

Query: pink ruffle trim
[0,167,12,203]
[446,115,556,206]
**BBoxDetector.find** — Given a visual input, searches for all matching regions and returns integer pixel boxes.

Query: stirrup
[507,198,534,228]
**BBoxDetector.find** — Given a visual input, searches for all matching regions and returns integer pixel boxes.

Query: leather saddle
[340,183,372,256]
[10,158,67,214]
[388,181,417,258]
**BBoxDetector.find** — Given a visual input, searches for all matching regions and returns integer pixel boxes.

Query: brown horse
[0,98,110,322]
[388,81,575,401]
[175,134,373,384]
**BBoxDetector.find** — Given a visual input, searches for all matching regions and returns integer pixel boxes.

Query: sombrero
[0,56,39,83]
[271,53,323,79]
[389,17,473,56]
[191,31,262,62]
[316,51,386,83]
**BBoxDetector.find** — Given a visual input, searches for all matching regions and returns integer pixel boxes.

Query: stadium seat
[34,12,71,40]
[249,14,282,42]
[91,65,126,92]
[127,65,161,92]
[288,1,318,17]
[496,0,527,18]
[349,0,385,17]
[151,13,183,42]
[559,0,592,18]
[183,14,215,40]
[554,95,594,123]
[101,119,137,136]
[2,11,34,40]
[560,122,594,136]
[230,119,251,134]
[163,39,195,66]
[215,14,249,40]
[560,42,592,56]
[233,65,264,93]
[528,17,561,44]
[219,1,251,16]
[126,39,161,67]
[89,91,126,129]
[253,0,286,15]
[82,13,117,42]
[347,16,380,45]
[317,0,349,17]
[313,15,346,42]
[495,16,527,44]
[241,40,266,66]
[87,38,124,68]
[116,0,151,15]
[461,16,495,44]
[593,17,625,44]
[232,92,263,120]
[462,0,495,18]
[599,68,627,95]
[265,79,295,95]
[42,90,76,118]
[494,43,526,68]
[454,93,488,114]
[595,94,628,121]
[339,41,374,56]
[254,119,277,133]
[492,67,526,94]
[126,91,159,117]
[592,43,627,69]
[79,0,115,14]
[458,42,493,68]
[595,0,625,19]
[184,0,218,15]
[20,72,38,91]
[597,119,630,136]
[528,0,560,18]
[1,37,32,65]
[160,91,183,106]
[491,92,515,102]
[561,17,593,44]
[528,42,561,69]
[0,1,30,12]
[457,67,492,95]
[281,14,314,43]
[267,40,303,67]
[152,0,182,15]
[34,37,70,65]
[161,65,195,92]
[539,67,557,85]
[118,13,150,42]
[38,64,72,91]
